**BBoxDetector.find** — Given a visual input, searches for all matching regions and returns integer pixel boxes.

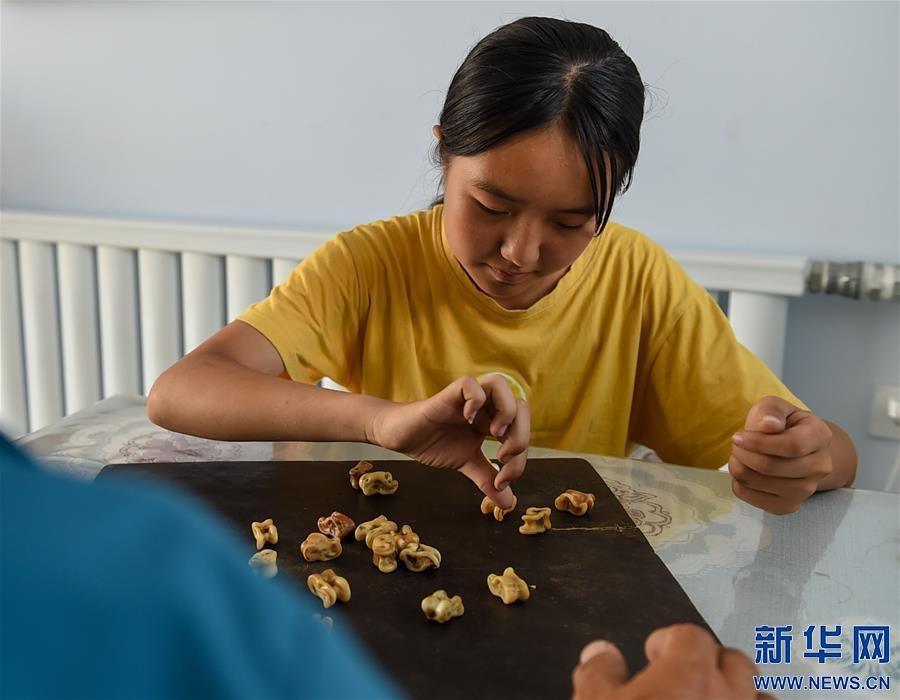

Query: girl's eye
[473,199,507,216]
[556,221,590,230]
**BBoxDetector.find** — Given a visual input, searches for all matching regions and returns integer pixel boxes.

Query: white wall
[2,1,898,489]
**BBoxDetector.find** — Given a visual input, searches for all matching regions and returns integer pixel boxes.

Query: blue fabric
[0,435,401,700]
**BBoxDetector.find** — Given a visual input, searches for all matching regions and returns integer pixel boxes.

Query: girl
[149,16,856,514]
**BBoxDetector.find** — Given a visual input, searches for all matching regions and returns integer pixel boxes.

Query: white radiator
[0,210,808,437]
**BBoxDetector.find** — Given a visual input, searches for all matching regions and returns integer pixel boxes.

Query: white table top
[18,395,900,698]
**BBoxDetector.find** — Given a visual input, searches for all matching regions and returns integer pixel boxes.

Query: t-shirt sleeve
[237,232,369,389]
[628,255,808,470]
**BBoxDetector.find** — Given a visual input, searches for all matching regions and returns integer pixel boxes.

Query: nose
[499,220,541,269]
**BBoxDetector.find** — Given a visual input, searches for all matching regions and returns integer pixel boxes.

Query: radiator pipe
[806,261,900,301]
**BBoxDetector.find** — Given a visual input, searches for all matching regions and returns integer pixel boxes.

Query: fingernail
[580,640,614,664]
[732,433,744,447]
[497,424,508,438]
[467,409,478,425]
[762,414,782,427]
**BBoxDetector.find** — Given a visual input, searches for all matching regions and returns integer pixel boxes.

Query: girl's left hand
[728,396,833,514]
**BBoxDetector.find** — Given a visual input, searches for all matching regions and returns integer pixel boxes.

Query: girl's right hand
[366,375,530,508]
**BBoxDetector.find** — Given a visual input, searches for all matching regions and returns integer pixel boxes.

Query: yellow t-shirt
[238,205,806,469]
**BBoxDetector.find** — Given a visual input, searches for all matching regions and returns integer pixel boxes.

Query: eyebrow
[469,177,595,216]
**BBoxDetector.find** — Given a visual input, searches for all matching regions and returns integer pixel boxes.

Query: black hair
[432,16,645,234]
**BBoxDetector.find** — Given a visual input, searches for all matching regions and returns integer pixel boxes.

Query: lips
[488,265,528,283]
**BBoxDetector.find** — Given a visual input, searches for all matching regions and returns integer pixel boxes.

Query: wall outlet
[869,384,900,440]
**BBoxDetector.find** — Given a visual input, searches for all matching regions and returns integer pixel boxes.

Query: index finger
[645,624,720,666]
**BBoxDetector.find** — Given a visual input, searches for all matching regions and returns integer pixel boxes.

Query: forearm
[818,420,858,490]
[147,353,394,443]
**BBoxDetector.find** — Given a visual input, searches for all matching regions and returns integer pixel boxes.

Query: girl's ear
[432,124,443,141]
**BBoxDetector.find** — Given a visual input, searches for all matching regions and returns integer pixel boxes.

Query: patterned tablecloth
[18,396,900,698]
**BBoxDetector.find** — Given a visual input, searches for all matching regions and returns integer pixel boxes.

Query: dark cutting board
[100,458,713,698]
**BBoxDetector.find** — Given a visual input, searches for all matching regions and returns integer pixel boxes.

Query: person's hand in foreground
[572,623,770,700]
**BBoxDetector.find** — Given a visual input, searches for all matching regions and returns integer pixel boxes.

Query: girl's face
[440,124,599,310]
